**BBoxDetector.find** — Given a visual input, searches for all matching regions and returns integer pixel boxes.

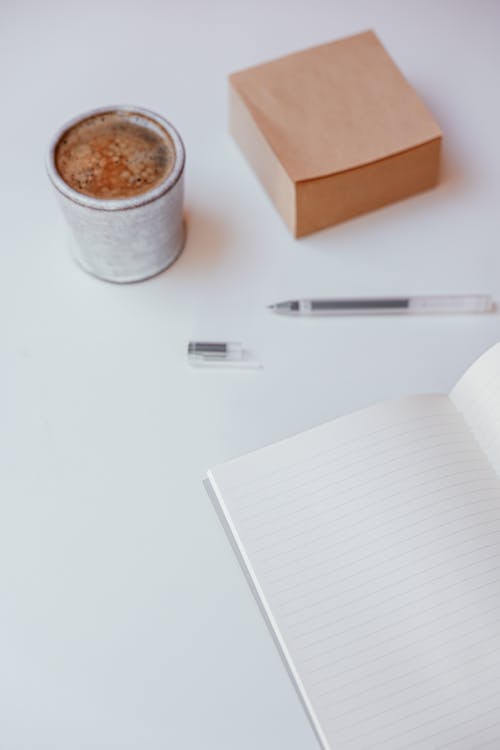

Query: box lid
[229,31,442,183]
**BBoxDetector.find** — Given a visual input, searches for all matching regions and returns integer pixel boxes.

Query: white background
[1,1,500,747]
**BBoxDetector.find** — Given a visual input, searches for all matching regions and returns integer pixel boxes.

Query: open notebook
[206,343,500,750]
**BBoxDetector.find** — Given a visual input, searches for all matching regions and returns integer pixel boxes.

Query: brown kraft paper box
[229,31,442,238]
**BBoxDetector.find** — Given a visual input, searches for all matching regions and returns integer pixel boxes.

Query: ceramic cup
[46,105,186,283]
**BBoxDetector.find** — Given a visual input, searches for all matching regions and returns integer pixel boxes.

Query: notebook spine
[203,477,330,750]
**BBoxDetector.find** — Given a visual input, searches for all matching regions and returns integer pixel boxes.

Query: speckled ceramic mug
[46,105,186,283]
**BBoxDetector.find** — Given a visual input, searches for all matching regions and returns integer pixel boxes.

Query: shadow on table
[173,205,232,275]
[438,140,464,191]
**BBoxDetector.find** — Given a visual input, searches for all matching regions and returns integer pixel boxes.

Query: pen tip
[267,304,275,310]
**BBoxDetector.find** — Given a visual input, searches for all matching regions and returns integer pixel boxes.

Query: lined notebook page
[451,342,500,474]
[208,395,500,750]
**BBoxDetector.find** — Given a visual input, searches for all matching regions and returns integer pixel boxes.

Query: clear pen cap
[187,341,261,369]
[408,294,493,314]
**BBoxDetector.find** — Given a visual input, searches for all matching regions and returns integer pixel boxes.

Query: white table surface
[2,1,500,747]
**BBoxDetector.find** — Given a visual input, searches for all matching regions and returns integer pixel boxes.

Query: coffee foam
[55,111,175,199]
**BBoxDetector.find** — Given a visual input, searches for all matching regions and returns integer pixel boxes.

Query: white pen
[267,294,494,316]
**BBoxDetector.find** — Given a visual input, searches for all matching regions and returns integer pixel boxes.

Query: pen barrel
[303,299,408,314]
[298,295,493,315]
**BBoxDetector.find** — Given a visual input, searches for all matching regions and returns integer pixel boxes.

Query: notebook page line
[316,626,500,714]
[241,456,488,532]
[287,528,500,648]
[282,519,500,636]
[257,481,500,587]
[243,442,478,532]
[280,540,500,624]
[288,532,500,659]
[332,649,500,731]
[264,500,500,601]
[357,692,500,750]
[222,403,459,500]
[253,475,496,569]
[260,484,500,590]
[272,495,500,604]
[249,444,478,547]
[234,425,467,510]
[434,718,500,749]
[312,602,500,709]
[306,583,500,689]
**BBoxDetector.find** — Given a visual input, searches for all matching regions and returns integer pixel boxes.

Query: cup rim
[46,105,185,211]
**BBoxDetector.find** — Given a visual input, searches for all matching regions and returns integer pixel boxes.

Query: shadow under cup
[46,105,186,283]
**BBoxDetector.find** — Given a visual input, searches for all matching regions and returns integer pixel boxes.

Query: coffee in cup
[47,106,185,283]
